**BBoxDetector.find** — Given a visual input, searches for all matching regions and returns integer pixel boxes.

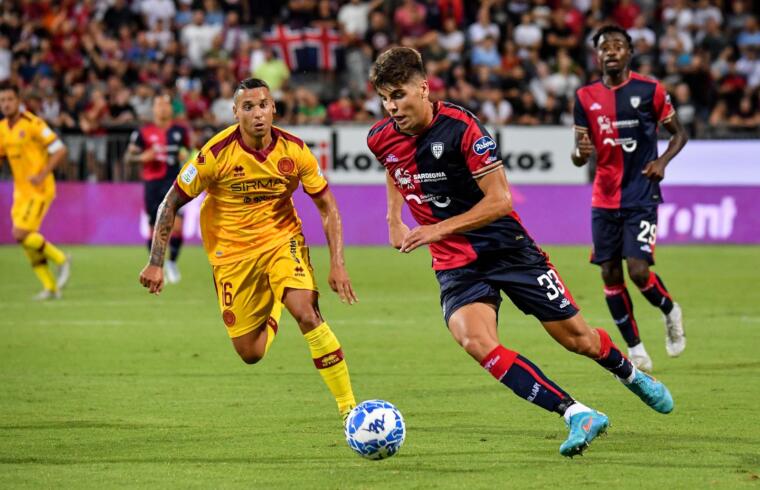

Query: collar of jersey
[602,71,633,91]
[236,126,279,162]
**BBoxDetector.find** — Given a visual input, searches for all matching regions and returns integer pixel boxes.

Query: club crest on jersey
[431,142,444,159]
[472,136,496,155]
[630,96,641,108]
[277,157,295,175]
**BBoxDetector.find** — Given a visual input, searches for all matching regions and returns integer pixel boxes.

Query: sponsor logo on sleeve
[180,163,198,184]
[472,136,496,155]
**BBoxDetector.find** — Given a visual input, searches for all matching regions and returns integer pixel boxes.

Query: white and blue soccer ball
[344,399,406,460]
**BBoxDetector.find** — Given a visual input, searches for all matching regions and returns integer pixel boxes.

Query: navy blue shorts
[435,246,580,326]
[590,206,658,266]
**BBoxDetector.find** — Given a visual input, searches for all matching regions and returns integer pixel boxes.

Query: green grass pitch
[1,244,759,488]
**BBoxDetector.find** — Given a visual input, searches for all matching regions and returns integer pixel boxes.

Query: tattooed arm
[139,185,192,294]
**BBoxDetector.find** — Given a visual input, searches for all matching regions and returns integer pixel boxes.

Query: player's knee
[600,263,624,285]
[12,229,29,242]
[292,310,323,332]
[457,333,491,359]
[238,349,264,365]
[627,263,650,287]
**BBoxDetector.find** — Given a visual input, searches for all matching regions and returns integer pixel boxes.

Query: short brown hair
[0,80,19,94]
[370,47,426,90]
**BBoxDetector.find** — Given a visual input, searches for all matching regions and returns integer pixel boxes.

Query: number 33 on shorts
[537,270,566,300]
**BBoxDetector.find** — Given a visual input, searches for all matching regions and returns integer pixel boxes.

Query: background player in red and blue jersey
[572,25,688,372]
[126,94,192,284]
[368,47,675,458]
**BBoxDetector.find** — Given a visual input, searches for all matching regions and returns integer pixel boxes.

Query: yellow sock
[304,322,356,415]
[22,232,66,266]
[22,247,57,291]
[263,301,283,355]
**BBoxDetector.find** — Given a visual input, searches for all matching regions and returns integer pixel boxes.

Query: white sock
[563,401,593,423]
[628,343,648,358]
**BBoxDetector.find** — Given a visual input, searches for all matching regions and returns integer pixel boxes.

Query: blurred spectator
[338,0,383,41]
[439,17,465,64]
[222,11,249,55]
[79,89,110,182]
[364,10,392,58]
[728,94,760,128]
[673,82,697,136]
[612,0,641,30]
[662,0,696,33]
[543,50,581,101]
[395,0,436,47]
[139,0,176,29]
[253,47,290,99]
[327,90,356,123]
[737,16,760,50]
[468,3,500,44]
[181,11,222,70]
[480,86,513,125]
[210,80,236,127]
[726,0,752,38]
[203,0,226,26]
[471,35,501,69]
[109,88,137,125]
[513,12,542,58]
[103,0,138,36]
[698,17,729,60]
[0,35,10,81]
[295,87,326,125]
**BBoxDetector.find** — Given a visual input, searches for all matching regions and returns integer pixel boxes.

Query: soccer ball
[344,400,406,460]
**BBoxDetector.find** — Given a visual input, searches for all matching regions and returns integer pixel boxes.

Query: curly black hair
[592,25,633,50]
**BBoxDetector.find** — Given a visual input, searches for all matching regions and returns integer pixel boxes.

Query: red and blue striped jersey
[129,123,191,182]
[367,101,534,271]
[574,72,675,209]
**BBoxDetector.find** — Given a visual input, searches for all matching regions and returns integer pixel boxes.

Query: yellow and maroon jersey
[175,124,328,265]
[0,111,60,199]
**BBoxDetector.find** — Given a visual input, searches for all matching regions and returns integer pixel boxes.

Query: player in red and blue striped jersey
[572,25,688,372]
[368,47,674,458]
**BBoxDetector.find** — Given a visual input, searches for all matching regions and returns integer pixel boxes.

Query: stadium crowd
[1,0,759,181]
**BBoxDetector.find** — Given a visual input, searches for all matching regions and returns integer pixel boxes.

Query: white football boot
[664,302,686,357]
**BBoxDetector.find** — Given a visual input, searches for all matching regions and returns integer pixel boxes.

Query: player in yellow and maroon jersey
[139,77,358,422]
[0,81,71,300]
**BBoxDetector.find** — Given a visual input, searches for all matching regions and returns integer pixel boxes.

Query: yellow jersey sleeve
[297,144,328,195]
[176,149,217,198]
[32,118,59,148]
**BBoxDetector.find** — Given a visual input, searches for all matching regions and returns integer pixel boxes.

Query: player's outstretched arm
[642,113,688,182]
[139,185,191,295]
[311,188,358,304]
[400,168,512,253]
[385,171,410,249]
[571,128,593,167]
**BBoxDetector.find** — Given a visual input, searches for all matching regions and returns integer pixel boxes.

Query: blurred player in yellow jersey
[0,81,71,300]
[139,78,358,422]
